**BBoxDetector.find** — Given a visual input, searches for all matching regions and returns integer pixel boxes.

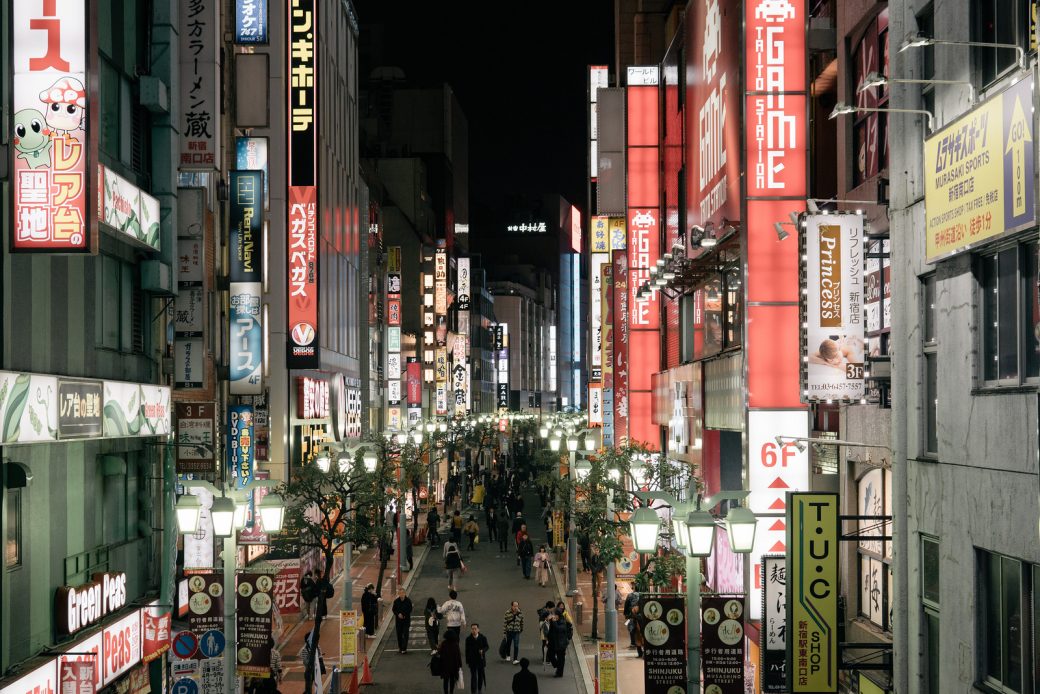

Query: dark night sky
[354,1,616,229]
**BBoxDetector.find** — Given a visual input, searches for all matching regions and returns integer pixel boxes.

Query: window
[853,9,890,185]
[971,0,1029,88]
[103,465,128,545]
[922,275,938,455]
[917,5,936,118]
[857,468,892,630]
[5,489,21,569]
[978,549,1028,692]
[978,241,1039,386]
[96,255,145,353]
[922,535,940,694]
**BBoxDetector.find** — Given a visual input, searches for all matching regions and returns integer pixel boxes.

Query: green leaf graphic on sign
[4,374,31,442]
[104,400,129,436]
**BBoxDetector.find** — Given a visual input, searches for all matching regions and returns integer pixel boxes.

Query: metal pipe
[223,534,237,694]
[604,490,617,642]
[567,449,578,595]
[687,553,700,694]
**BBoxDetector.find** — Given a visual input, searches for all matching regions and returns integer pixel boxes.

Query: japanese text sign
[236,574,274,677]
[176,402,215,473]
[639,595,686,694]
[13,0,92,251]
[761,555,787,692]
[230,282,263,394]
[179,0,220,169]
[228,405,254,489]
[186,573,224,636]
[57,379,103,439]
[235,0,268,44]
[701,596,746,694]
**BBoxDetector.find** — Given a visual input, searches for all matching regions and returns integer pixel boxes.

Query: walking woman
[424,597,441,654]
[533,545,551,587]
[437,630,464,694]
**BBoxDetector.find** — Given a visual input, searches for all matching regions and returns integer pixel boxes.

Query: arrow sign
[172,631,199,660]
[768,498,786,511]
[768,477,789,489]
[1006,94,1032,218]
[769,540,786,553]
[768,519,786,532]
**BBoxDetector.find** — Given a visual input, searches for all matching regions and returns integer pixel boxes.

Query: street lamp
[632,484,757,694]
[177,480,284,694]
[549,433,562,452]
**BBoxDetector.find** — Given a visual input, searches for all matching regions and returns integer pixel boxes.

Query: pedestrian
[392,587,413,654]
[511,511,525,536]
[533,545,551,587]
[496,510,511,552]
[623,590,641,647]
[299,571,317,621]
[601,585,622,612]
[438,590,467,637]
[486,505,498,542]
[537,601,555,663]
[465,623,489,694]
[443,539,464,589]
[424,597,441,654]
[511,657,538,694]
[502,600,524,664]
[451,511,464,544]
[428,507,442,548]
[579,533,592,572]
[546,610,573,677]
[361,583,380,636]
[464,515,480,550]
[514,523,528,566]
[437,630,464,694]
[517,534,535,579]
[555,600,572,623]
[628,604,645,657]
[312,570,335,634]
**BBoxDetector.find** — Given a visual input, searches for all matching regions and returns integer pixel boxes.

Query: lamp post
[176,480,285,694]
[336,445,378,610]
[604,462,621,643]
[630,482,757,694]
[565,432,580,595]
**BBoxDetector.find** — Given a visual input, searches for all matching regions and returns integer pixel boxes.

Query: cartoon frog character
[13,109,52,169]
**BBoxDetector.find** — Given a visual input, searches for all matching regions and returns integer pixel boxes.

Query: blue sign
[229,282,263,395]
[173,679,198,694]
[228,405,254,489]
[235,138,269,211]
[199,630,226,658]
[235,0,268,44]
[172,631,199,659]
[229,171,264,284]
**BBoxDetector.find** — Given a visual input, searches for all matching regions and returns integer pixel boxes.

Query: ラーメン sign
[13,0,93,252]
[786,493,839,693]
[924,74,1035,262]
[802,213,865,401]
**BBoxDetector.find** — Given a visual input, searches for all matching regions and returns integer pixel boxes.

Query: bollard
[574,601,583,625]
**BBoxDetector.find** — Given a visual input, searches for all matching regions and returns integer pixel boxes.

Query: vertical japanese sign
[176,188,206,388]
[802,213,864,402]
[235,0,268,44]
[60,661,94,694]
[179,0,220,169]
[176,402,215,473]
[639,595,686,694]
[761,555,787,692]
[701,596,746,694]
[590,65,609,179]
[339,610,358,669]
[12,0,92,251]
[611,250,629,444]
[186,573,224,635]
[786,493,839,693]
[601,263,614,446]
[597,642,616,694]
[456,257,471,310]
[269,559,301,615]
[287,0,319,368]
[228,405,255,490]
[495,325,509,410]
[236,574,274,677]
[142,605,172,664]
[230,171,265,394]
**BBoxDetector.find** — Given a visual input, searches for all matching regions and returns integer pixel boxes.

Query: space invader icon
[631,210,654,228]
[756,0,795,21]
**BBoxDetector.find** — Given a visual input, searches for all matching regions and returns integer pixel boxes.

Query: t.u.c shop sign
[12,0,94,252]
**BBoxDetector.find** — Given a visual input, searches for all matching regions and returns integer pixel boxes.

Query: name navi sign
[786,493,839,693]
[925,74,1035,262]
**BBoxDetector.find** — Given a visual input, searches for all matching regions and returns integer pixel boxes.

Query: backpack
[429,651,443,677]
[301,580,317,603]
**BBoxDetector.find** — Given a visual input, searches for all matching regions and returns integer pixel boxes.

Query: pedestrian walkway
[275,519,426,693]
[362,490,589,693]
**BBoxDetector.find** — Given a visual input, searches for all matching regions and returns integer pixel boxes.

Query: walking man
[443,539,464,590]
[312,570,335,637]
[392,587,413,654]
[517,533,535,579]
[511,658,538,694]
[427,506,442,548]
[465,623,489,694]
[299,571,316,621]
[502,601,524,664]
[496,510,511,553]
[438,590,467,638]
[547,609,573,677]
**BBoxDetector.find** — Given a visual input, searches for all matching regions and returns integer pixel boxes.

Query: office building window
[978,241,1039,385]
[971,0,1029,88]
[978,549,1032,692]
[921,275,938,455]
[96,255,144,354]
[5,489,21,569]
[922,535,940,694]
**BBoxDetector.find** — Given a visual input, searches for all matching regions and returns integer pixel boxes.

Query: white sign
[178,0,220,169]
[763,555,786,650]
[588,384,603,426]
[548,325,558,392]
[57,572,127,635]
[387,353,402,380]
[457,257,471,310]
[99,166,161,250]
[0,661,57,694]
[100,611,141,685]
[103,381,171,437]
[803,214,865,401]
[590,254,608,369]
[626,65,660,86]
[184,486,215,569]
[506,222,547,233]
[747,410,809,620]
[60,630,102,692]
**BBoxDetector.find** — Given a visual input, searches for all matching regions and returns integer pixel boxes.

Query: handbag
[475,536,480,545]
[457,667,465,690]
[429,652,443,677]
[498,636,510,659]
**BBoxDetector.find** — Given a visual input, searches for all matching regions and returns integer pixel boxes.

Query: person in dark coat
[299,570,317,620]
[437,630,463,694]
[546,610,573,677]
[424,597,441,654]
[496,511,511,552]
[511,657,538,693]
[486,505,498,542]
[312,570,334,635]
[392,587,413,653]
[464,623,489,694]
[361,583,379,636]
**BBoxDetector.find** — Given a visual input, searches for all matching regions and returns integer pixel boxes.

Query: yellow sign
[597,642,617,694]
[924,75,1034,262]
[787,493,838,693]
[859,674,887,694]
[592,216,610,253]
[339,610,358,669]
[552,510,565,549]
[608,217,627,250]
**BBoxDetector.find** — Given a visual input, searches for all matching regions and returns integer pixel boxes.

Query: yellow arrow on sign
[1006,95,1033,217]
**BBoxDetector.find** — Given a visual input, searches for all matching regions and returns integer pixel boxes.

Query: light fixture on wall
[899,32,1026,70]
[857,70,975,103]
[830,101,935,133]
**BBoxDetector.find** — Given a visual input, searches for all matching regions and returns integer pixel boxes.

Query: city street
[364,495,587,693]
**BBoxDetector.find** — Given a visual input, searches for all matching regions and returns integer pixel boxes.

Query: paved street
[364,494,588,693]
